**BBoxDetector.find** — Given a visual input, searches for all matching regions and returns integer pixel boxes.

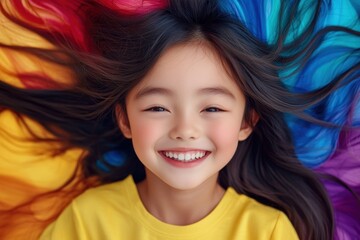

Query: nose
[169,114,200,141]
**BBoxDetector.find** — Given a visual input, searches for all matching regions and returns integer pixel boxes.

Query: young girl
[1,0,359,239]
[36,0,358,239]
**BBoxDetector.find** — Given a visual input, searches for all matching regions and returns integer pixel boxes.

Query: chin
[161,176,211,191]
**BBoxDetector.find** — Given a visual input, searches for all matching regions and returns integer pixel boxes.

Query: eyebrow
[198,87,236,100]
[134,87,172,100]
[134,86,236,100]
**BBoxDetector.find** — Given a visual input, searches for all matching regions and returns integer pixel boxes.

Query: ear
[115,105,132,139]
[238,110,259,141]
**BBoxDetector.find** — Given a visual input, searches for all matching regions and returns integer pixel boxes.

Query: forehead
[128,42,243,98]
[148,42,230,81]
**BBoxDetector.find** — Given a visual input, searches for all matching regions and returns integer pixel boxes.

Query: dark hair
[2,0,359,239]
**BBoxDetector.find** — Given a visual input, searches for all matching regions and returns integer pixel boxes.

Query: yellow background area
[0,0,75,88]
[0,4,83,207]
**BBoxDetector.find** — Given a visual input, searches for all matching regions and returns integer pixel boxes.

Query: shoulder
[40,176,136,240]
[227,188,280,218]
[41,176,137,239]
[225,188,299,239]
[74,175,134,208]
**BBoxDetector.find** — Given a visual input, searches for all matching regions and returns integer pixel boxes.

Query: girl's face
[118,43,253,191]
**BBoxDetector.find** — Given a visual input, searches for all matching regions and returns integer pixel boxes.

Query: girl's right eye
[144,106,168,112]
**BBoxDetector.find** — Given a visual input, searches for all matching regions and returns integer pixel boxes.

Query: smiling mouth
[160,150,209,162]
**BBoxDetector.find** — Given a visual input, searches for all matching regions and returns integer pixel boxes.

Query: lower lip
[160,152,209,168]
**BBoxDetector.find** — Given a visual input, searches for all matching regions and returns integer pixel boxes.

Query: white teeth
[163,151,207,162]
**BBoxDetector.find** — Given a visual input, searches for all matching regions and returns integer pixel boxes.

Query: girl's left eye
[204,107,224,112]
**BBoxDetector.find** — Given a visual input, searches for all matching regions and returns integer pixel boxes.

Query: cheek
[208,122,241,158]
[129,123,158,165]
[129,119,163,150]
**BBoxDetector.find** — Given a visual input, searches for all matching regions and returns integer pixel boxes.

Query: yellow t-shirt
[41,176,299,240]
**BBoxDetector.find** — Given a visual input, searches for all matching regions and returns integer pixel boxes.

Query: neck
[136,171,225,225]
